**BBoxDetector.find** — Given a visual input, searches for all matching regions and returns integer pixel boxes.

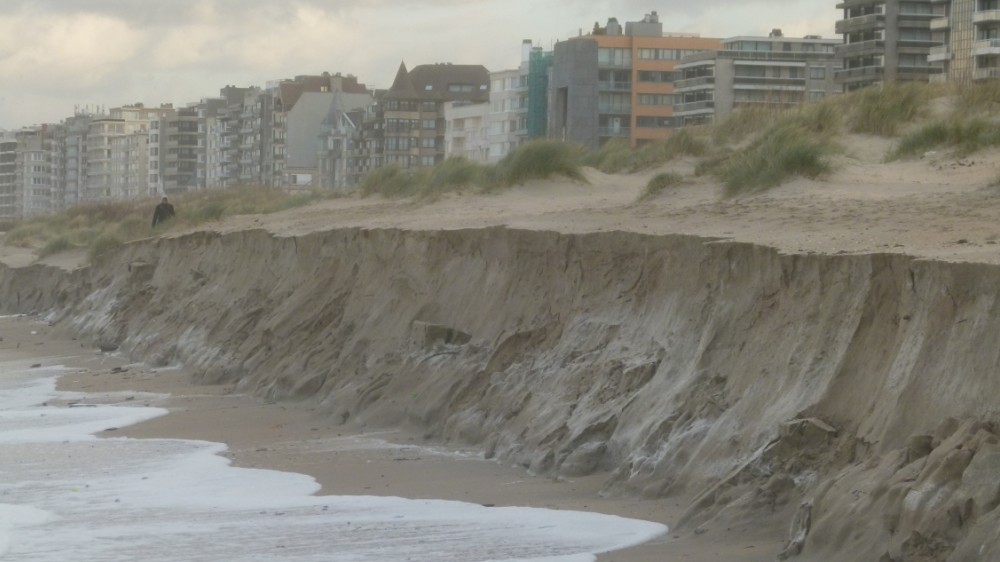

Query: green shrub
[642,172,685,199]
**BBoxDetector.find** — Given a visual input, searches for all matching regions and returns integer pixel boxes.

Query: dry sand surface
[6,135,1000,560]
[205,134,1000,265]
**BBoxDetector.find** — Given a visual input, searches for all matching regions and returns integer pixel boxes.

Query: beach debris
[111,366,128,373]
[68,403,98,408]
[30,363,41,368]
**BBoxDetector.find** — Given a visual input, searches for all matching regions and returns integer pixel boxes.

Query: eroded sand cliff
[2,221,998,561]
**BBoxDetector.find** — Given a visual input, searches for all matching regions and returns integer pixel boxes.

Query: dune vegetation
[7,82,998,260]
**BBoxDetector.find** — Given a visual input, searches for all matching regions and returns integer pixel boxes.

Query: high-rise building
[929,0,1000,83]
[548,12,721,150]
[0,134,17,220]
[674,31,842,126]
[835,0,939,90]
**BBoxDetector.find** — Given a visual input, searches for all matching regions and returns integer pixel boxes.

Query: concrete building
[14,127,57,217]
[485,40,542,161]
[149,106,200,195]
[548,12,721,150]
[58,113,93,208]
[317,104,367,191]
[0,134,16,220]
[87,104,172,201]
[285,90,372,187]
[262,73,371,188]
[835,0,939,90]
[929,0,1000,83]
[347,62,489,183]
[674,31,841,125]
[444,101,489,161]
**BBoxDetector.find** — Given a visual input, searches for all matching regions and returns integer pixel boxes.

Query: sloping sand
[4,134,1000,561]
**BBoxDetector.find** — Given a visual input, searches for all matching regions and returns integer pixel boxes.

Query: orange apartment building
[549,12,721,149]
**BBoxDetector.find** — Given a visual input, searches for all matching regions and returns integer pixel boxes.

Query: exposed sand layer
[3,137,1000,561]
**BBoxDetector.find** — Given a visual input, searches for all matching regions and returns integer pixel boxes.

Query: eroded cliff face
[4,227,1000,561]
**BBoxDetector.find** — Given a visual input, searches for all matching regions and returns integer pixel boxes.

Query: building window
[809,67,826,80]
[420,137,436,148]
[598,48,632,67]
[638,48,703,61]
[636,116,678,128]
[637,94,674,106]
[638,70,676,83]
[448,84,475,92]
[422,119,436,130]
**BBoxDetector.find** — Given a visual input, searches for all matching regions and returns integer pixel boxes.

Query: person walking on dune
[152,196,176,228]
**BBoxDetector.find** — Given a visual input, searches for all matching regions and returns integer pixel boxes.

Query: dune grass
[359,140,588,198]
[887,117,1000,161]
[3,185,341,262]
[641,172,686,199]
[844,82,931,137]
[590,129,708,174]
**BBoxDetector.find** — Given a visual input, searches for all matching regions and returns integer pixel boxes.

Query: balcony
[732,77,807,90]
[598,127,631,138]
[836,14,886,35]
[598,81,633,91]
[974,9,1000,24]
[973,38,1000,55]
[834,65,885,81]
[928,44,952,62]
[673,100,715,114]
[930,16,950,30]
[974,66,1000,80]
[598,104,631,114]
[897,66,942,80]
[835,40,886,57]
[673,75,715,90]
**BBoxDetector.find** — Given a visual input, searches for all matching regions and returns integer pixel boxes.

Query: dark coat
[152,201,176,227]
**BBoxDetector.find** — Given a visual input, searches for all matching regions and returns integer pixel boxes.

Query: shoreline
[0,314,787,561]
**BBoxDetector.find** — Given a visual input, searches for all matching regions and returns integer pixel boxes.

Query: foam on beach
[0,361,667,561]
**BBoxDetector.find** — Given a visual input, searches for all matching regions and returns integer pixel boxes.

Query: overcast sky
[0,0,836,129]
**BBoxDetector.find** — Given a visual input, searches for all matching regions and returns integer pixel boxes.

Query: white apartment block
[444,101,489,161]
[485,40,533,162]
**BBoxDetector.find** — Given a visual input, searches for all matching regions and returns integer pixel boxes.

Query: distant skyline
[0,0,836,128]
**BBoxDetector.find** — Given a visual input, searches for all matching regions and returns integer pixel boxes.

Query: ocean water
[0,358,667,561]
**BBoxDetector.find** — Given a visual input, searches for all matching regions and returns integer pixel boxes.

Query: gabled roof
[383,62,490,103]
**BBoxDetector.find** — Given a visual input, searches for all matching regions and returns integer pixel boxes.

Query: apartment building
[59,114,92,208]
[835,0,939,90]
[347,62,489,182]
[13,128,58,217]
[929,0,1000,82]
[549,12,721,150]
[317,105,367,191]
[443,101,489,161]
[0,134,16,220]
[148,107,200,195]
[674,31,841,125]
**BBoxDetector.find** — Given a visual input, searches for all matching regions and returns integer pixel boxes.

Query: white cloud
[0,0,839,128]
